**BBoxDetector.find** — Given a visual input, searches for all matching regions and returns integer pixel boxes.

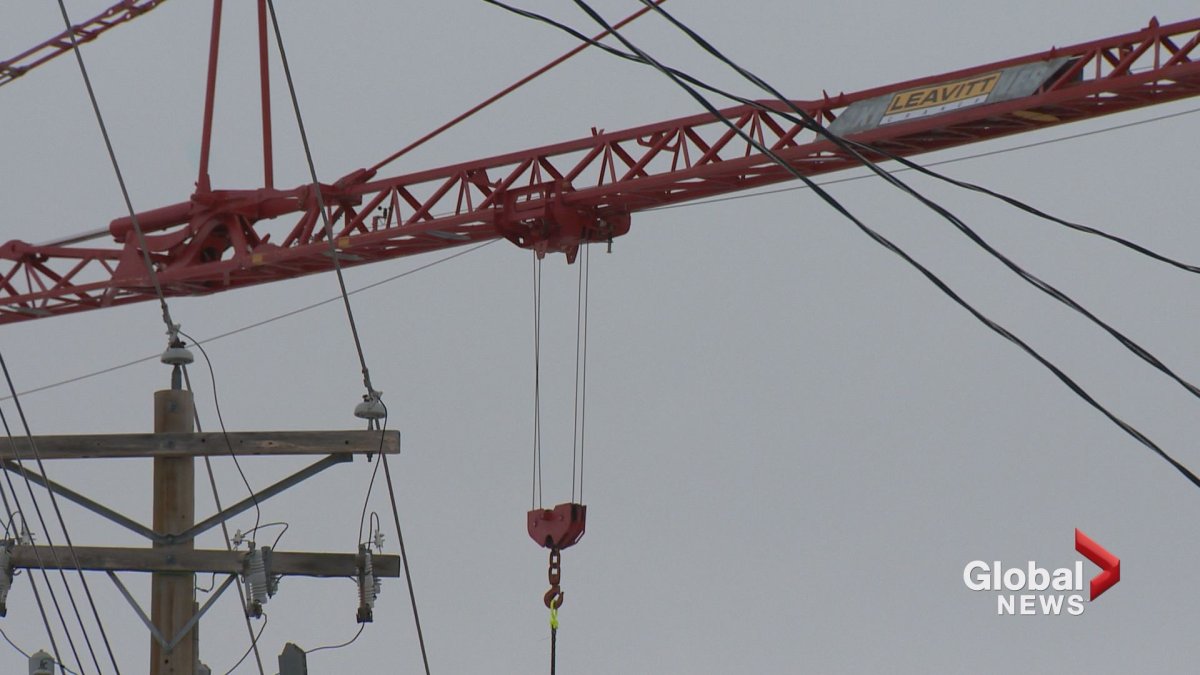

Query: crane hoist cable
[527,247,594,672]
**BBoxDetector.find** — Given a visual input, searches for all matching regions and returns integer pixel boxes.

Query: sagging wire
[0,356,107,675]
[481,0,1200,285]
[261,12,433,665]
[356,413,389,550]
[3,240,499,403]
[494,0,1200,492]
[381,450,432,675]
[53,0,175,338]
[0,441,69,675]
[180,332,263,537]
[644,106,1200,216]
[628,0,1200,488]
[221,611,268,675]
[351,408,431,674]
[846,142,1200,276]
[233,522,291,557]
[305,624,365,655]
[0,627,80,675]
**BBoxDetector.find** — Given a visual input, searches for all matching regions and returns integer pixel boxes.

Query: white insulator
[247,548,269,605]
[357,548,378,623]
[354,390,387,421]
[160,343,194,366]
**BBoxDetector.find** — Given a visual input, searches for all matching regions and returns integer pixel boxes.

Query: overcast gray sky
[3,1,1200,673]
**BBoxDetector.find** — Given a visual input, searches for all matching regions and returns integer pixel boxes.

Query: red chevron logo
[1075,529,1120,601]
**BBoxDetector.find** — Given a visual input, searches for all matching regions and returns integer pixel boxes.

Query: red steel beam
[0,1,169,88]
[2,15,1198,323]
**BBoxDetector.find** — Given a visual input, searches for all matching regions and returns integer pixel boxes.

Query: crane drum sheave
[1,15,1198,324]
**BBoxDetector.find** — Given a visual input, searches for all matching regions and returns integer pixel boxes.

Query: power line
[1,240,497,403]
[844,139,1200,275]
[479,1,1200,286]
[540,0,1200,491]
[381,450,432,675]
[644,105,1200,213]
[0,433,71,674]
[53,0,175,336]
[0,432,88,675]
[627,0,1200,487]
[0,627,81,675]
[0,354,111,674]
[264,0,378,401]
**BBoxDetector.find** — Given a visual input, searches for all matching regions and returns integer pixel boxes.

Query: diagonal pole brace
[2,458,160,542]
[168,453,350,545]
[108,570,238,650]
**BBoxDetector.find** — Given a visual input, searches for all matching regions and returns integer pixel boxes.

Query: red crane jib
[1,16,1198,323]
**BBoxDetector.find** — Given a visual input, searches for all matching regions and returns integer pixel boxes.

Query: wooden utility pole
[151,387,197,675]
[2,385,402,673]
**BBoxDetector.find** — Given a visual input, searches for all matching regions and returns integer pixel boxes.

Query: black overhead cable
[381,450,433,675]
[643,104,1200,214]
[179,332,263,535]
[501,0,1200,491]
[491,2,1200,410]
[0,425,71,675]
[845,141,1200,275]
[3,240,499,403]
[53,0,175,335]
[264,10,431,671]
[628,0,1200,487]
[481,1,1200,283]
[0,354,112,675]
[264,0,379,400]
[633,2,1200,394]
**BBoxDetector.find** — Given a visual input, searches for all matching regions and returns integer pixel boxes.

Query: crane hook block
[527,502,586,550]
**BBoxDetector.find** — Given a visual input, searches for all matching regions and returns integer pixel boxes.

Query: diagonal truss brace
[108,571,237,651]
[0,453,349,545]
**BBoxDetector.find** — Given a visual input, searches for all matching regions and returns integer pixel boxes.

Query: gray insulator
[28,650,54,675]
